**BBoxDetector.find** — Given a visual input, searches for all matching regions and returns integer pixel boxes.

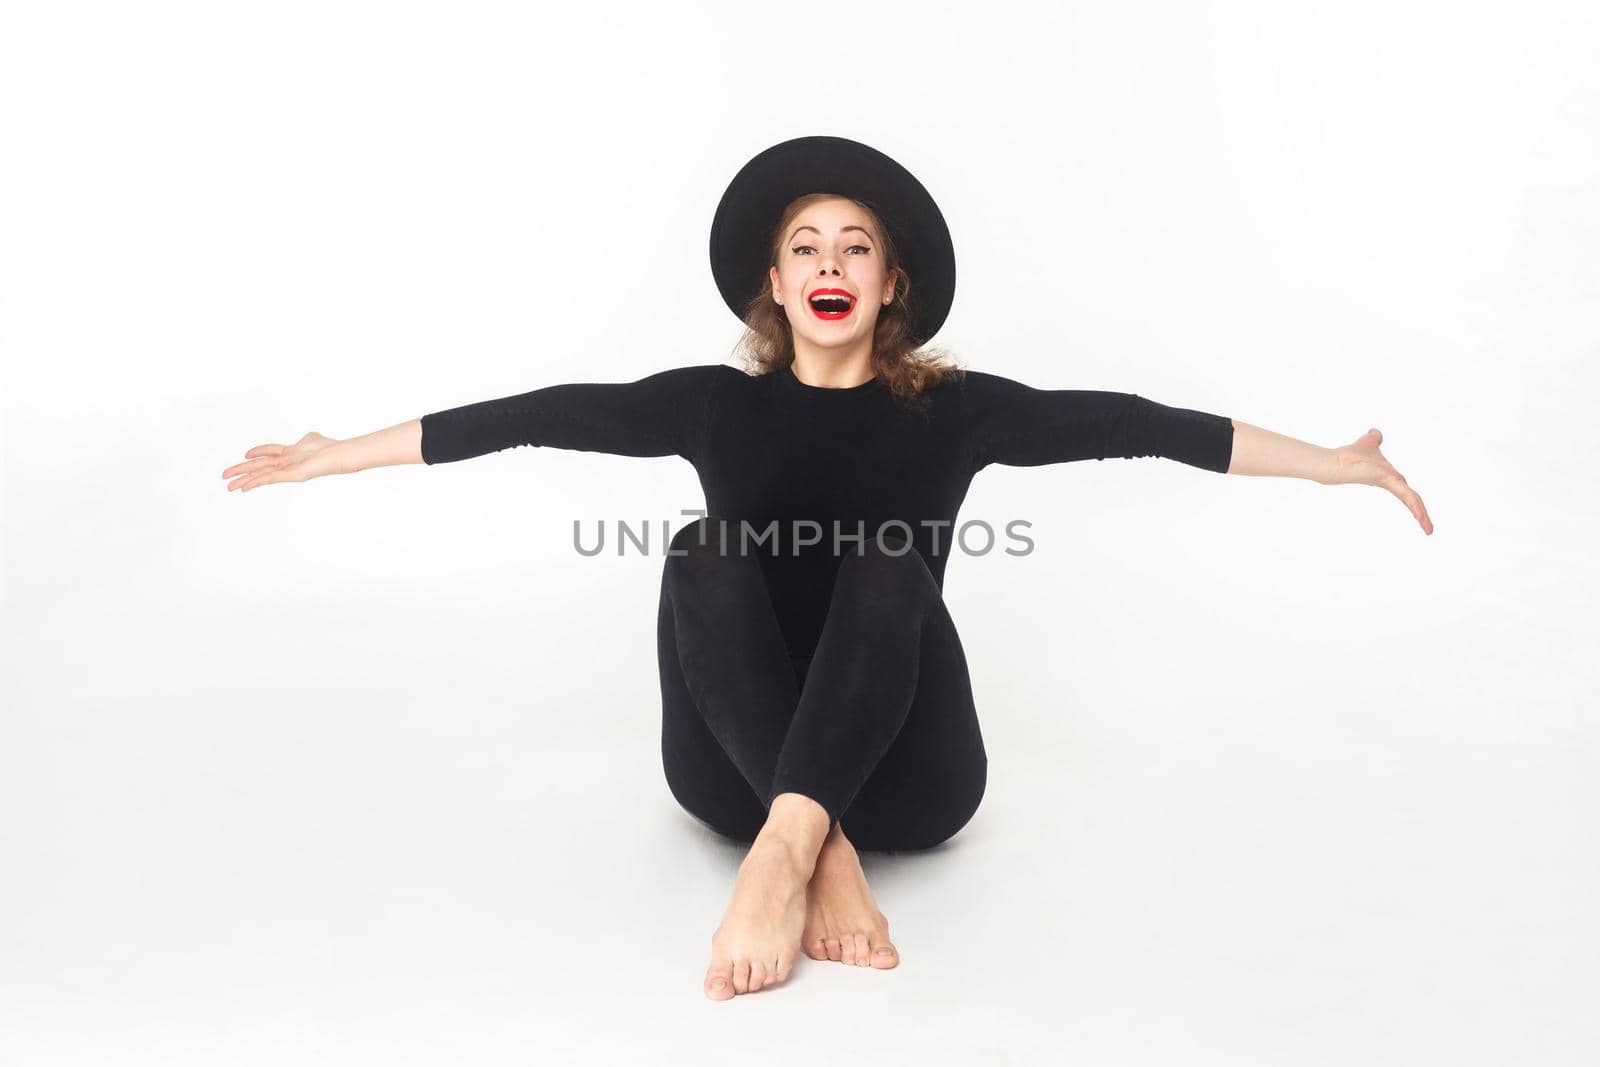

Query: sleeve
[960,370,1234,474]
[418,363,727,465]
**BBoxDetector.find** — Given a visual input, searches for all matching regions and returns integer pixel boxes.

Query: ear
[882,269,897,304]
[769,265,782,304]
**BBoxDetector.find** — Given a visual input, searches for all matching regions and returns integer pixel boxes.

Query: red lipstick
[807,287,856,320]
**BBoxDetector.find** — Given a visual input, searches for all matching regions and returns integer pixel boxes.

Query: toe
[825,937,842,962]
[732,959,751,994]
[805,938,829,961]
[840,933,859,966]
[705,962,735,1000]
[776,950,796,982]
[869,936,899,969]
[748,960,767,991]
[853,932,871,966]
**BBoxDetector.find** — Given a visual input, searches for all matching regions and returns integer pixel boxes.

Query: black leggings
[656,517,988,852]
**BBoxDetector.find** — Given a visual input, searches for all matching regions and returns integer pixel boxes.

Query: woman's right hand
[222,431,348,492]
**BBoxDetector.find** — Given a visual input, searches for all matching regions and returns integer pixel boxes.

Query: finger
[235,471,283,492]
[1380,462,1432,533]
[222,456,280,479]
[227,470,274,492]
[1385,477,1430,533]
[243,444,290,460]
[227,458,286,487]
[1379,468,1412,496]
[1401,489,1422,528]
[1411,490,1434,535]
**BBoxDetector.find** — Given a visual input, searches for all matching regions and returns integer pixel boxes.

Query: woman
[222,136,1433,1002]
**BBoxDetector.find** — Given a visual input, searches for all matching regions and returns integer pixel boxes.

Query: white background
[3,1,1597,1063]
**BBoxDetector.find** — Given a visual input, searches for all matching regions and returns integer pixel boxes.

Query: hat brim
[709,135,956,347]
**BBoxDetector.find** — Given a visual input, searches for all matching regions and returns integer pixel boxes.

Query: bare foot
[703,834,814,1000]
[802,824,898,969]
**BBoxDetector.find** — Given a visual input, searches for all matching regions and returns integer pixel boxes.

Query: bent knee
[835,530,937,605]
[665,516,750,569]
[847,818,974,853]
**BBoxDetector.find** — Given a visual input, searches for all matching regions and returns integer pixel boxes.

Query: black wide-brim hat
[709,135,956,346]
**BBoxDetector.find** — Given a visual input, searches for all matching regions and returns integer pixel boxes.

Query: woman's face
[769,197,897,355]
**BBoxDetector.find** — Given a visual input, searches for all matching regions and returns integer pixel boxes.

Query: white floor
[4,538,1596,1065]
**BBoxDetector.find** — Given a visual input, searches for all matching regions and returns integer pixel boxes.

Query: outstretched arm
[1230,421,1433,535]
[221,364,729,493]
[961,372,1236,474]
[959,370,1432,535]
[222,421,423,492]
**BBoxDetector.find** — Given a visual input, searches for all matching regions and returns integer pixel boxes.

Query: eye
[790,245,815,255]
[848,245,871,254]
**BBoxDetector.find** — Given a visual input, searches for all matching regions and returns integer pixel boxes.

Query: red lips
[807,287,856,320]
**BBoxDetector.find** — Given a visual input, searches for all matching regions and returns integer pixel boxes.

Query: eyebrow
[788,224,875,244]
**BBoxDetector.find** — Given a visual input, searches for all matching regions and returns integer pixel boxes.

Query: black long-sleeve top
[420,363,1234,658]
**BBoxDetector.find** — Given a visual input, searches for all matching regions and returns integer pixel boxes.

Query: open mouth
[807,289,856,320]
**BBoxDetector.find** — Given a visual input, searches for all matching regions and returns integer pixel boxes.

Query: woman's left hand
[1325,428,1433,535]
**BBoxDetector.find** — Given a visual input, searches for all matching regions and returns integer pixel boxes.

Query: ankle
[756,793,830,865]
[815,823,856,863]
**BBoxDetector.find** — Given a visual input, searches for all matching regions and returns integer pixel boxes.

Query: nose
[816,254,842,277]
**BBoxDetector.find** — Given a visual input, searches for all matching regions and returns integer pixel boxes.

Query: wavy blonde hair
[729,192,964,411]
